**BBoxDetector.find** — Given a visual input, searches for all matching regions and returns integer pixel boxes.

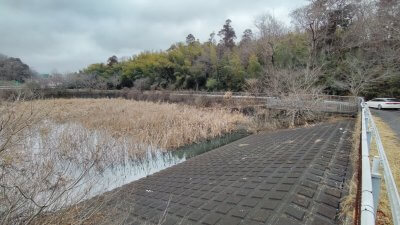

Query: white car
[366,98,400,109]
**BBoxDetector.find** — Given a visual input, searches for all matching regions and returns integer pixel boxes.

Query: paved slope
[91,119,354,225]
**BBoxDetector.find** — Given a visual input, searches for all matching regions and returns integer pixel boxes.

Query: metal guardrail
[162,90,358,103]
[360,98,400,225]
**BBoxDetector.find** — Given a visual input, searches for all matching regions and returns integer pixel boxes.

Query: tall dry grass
[26,98,249,151]
[1,98,249,224]
[369,116,400,225]
[0,100,120,225]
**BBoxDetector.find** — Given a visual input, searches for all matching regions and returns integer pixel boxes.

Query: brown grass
[370,116,400,225]
[0,98,249,224]
[25,98,249,151]
[340,112,361,224]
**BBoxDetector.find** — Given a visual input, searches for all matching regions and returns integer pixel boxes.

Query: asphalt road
[371,109,400,138]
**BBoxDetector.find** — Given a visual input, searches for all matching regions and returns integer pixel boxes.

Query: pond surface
[22,122,249,204]
[89,130,249,197]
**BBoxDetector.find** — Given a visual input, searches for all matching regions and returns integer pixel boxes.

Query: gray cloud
[0,0,307,73]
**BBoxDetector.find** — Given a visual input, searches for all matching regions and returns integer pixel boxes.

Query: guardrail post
[372,156,382,217]
[367,130,372,151]
[364,108,373,152]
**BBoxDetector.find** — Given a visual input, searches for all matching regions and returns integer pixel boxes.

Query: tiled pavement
[94,119,354,225]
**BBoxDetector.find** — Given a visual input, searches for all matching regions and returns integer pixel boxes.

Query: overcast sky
[0,0,307,74]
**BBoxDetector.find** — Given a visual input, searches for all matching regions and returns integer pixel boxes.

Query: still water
[90,130,249,197]
[23,122,248,205]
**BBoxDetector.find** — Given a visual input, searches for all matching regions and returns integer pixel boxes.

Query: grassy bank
[370,116,400,225]
[340,112,361,224]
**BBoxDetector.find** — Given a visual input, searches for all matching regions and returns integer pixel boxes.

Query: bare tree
[261,67,324,127]
[291,1,331,67]
[373,0,400,69]
[338,56,392,96]
[48,73,65,88]
[245,78,263,95]
[254,13,286,67]
[134,77,151,91]
[62,73,108,89]
[238,29,256,67]
[0,100,119,225]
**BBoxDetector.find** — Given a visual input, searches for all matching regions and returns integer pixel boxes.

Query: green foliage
[215,52,244,91]
[122,52,173,80]
[206,78,218,91]
[274,33,308,68]
[247,54,262,78]
[77,9,399,97]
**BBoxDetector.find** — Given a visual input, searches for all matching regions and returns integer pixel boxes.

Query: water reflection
[25,122,248,202]
[92,130,248,197]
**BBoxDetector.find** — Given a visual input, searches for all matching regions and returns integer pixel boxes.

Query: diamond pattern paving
[88,119,354,225]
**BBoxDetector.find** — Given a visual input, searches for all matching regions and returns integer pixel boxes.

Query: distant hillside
[0,54,35,83]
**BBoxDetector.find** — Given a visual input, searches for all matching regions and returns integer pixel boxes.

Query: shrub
[223,91,233,99]
[206,78,218,91]
[133,78,151,91]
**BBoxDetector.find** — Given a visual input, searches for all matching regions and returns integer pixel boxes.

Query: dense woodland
[1,0,399,98]
[0,54,36,84]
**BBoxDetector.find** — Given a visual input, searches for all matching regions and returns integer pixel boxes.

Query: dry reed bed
[26,98,249,150]
[0,99,249,224]
[369,116,400,225]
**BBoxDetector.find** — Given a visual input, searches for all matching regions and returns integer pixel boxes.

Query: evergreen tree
[186,34,196,45]
[218,19,236,50]
[107,55,118,67]
[240,29,253,46]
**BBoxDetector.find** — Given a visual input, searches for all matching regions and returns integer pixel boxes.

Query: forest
[2,0,400,98]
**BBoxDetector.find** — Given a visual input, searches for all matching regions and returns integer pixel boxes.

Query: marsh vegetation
[0,98,249,224]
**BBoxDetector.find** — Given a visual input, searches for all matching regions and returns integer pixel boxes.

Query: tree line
[4,0,400,98]
[78,17,307,92]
